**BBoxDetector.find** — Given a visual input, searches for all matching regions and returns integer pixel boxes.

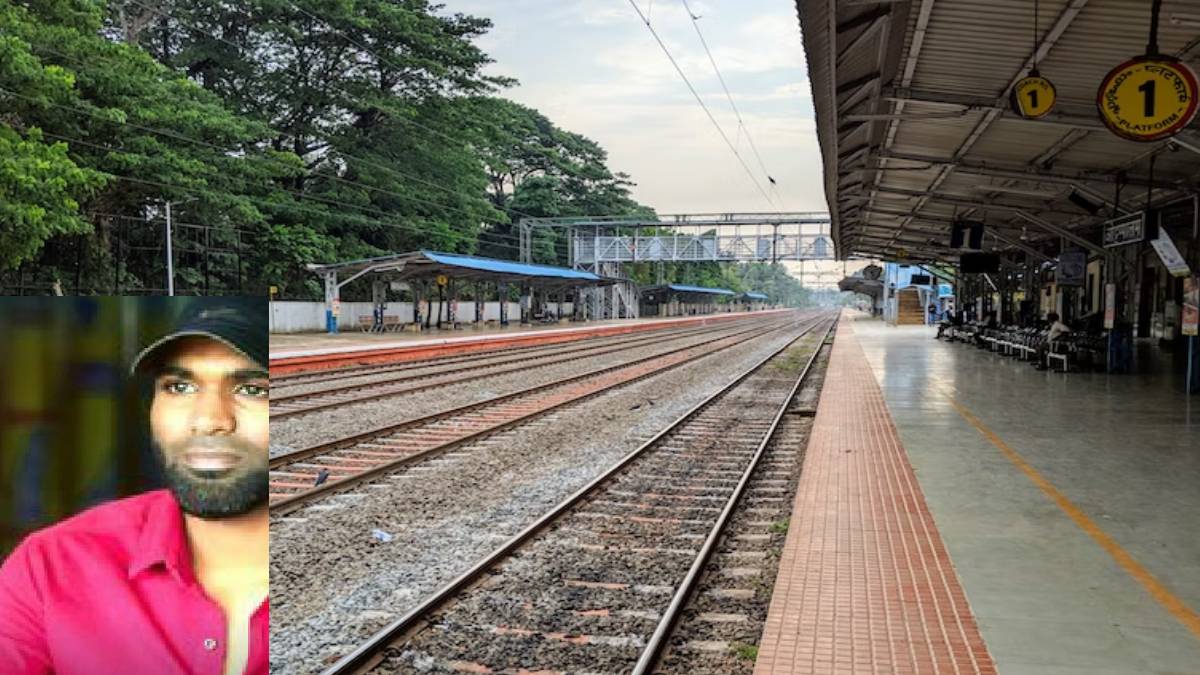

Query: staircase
[895,288,925,325]
[612,281,639,319]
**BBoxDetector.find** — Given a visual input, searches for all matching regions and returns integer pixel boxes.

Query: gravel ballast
[269,313,820,674]
[268,318,781,453]
[270,323,719,399]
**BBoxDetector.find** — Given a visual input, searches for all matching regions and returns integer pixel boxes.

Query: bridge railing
[575,234,833,263]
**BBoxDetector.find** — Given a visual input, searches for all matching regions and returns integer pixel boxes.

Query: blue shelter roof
[657,284,737,296]
[743,291,769,300]
[307,250,611,286]
[421,251,602,282]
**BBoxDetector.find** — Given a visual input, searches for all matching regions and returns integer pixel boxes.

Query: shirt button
[203,638,219,651]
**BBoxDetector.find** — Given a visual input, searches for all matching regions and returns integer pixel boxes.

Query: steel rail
[269,317,787,470]
[631,316,837,673]
[269,319,769,419]
[270,320,738,387]
[317,311,835,675]
[271,313,778,382]
[268,317,797,516]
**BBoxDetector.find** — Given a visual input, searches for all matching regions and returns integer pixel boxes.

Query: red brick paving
[754,317,995,675]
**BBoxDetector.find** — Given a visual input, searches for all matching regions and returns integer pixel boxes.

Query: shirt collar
[127,489,195,586]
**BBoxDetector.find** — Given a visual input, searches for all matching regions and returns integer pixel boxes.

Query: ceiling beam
[863,0,935,240]
[881,0,1090,247]
[1014,210,1106,255]
[837,9,889,65]
[1031,128,1091,168]
[872,150,1183,189]
[988,231,1056,262]
[868,186,1083,215]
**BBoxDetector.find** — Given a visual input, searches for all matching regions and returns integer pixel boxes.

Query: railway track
[653,327,830,674]
[268,314,801,517]
[269,319,772,420]
[270,320,746,389]
[315,312,836,674]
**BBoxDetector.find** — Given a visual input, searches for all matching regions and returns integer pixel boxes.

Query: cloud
[442,0,825,215]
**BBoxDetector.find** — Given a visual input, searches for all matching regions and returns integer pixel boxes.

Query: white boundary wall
[270,301,574,333]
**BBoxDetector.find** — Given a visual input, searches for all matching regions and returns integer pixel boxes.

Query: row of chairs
[939,321,1106,372]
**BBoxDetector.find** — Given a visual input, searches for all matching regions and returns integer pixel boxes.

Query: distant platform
[269,309,792,375]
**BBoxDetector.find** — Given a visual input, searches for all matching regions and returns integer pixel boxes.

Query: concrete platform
[755,318,994,675]
[758,310,1200,674]
[270,316,644,353]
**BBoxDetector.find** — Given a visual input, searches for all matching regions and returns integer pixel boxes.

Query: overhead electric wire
[625,0,777,211]
[679,0,789,210]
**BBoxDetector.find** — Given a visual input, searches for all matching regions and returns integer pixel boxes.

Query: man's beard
[155,440,268,519]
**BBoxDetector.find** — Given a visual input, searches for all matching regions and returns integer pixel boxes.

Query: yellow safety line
[943,392,1200,642]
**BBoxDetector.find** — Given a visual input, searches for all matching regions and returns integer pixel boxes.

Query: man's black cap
[130,297,267,375]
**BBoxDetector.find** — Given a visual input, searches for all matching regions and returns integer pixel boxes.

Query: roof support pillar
[323,270,339,334]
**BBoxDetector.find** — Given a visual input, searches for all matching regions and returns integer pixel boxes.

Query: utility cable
[679,0,787,210]
[625,0,776,210]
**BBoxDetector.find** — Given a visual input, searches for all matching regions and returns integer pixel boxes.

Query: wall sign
[1057,249,1086,286]
[1149,227,1192,277]
[1103,212,1147,248]
[1011,74,1057,119]
[1096,57,1199,142]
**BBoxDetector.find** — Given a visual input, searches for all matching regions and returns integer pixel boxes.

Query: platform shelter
[638,283,737,317]
[305,250,614,334]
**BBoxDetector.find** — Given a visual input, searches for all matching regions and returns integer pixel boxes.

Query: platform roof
[743,291,770,300]
[641,284,737,297]
[838,276,884,299]
[306,250,612,287]
[797,0,1200,264]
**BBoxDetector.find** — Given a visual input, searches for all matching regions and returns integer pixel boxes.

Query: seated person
[935,309,956,339]
[0,299,269,675]
[1035,311,1071,369]
[973,312,997,347]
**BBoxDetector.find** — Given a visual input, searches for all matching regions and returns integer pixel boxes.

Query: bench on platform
[942,322,1108,373]
[358,315,402,332]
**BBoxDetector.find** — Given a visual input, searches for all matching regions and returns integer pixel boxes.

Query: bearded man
[0,297,268,675]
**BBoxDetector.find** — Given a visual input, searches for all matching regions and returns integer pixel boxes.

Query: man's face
[149,336,269,519]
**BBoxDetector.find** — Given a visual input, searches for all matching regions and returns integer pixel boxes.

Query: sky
[440,0,871,285]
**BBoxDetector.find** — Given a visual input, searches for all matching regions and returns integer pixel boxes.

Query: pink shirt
[0,489,268,674]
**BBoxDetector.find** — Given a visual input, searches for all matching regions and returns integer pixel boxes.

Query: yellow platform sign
[1097,57,1198,142]
[1011,74,1056,119]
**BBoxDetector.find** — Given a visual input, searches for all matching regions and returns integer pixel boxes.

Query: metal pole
[165,201,174,296]
[1189,336,1195,394]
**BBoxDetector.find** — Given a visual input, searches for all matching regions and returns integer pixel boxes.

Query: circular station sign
[1011,74,1057,119]
[436,274,449,287]
[1096,56,1199,142]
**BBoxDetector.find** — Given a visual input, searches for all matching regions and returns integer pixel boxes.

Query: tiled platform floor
[851,313,1200,675]
[754,318,995,674]
[758,310,1200,674]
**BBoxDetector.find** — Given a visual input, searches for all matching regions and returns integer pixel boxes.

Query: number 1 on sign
[1028,90,1038,109]
[1138,79,1155,117]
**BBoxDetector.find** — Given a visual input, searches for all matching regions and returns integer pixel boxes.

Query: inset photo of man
[0,297,268,675]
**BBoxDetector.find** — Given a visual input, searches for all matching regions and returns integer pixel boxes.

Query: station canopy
[307,250,614,288]
[641,284,738,297]
[743,291,770,300]
[798,0,1200,264]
